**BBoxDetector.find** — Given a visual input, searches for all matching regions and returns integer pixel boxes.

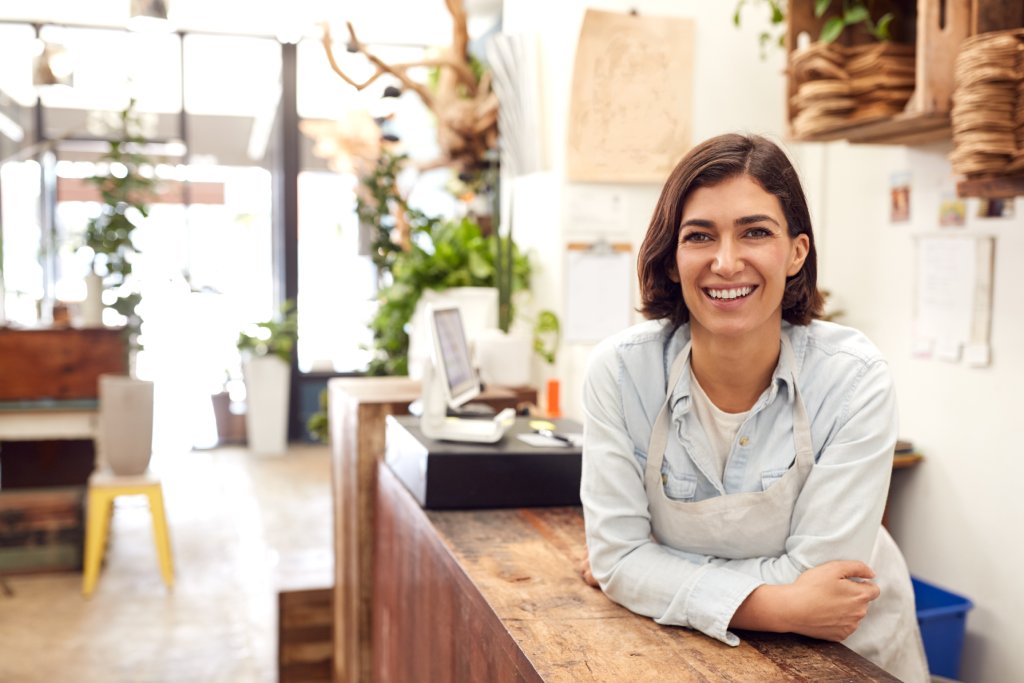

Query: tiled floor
[0,444,333,683]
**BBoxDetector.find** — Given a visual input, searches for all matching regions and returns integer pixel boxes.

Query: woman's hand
[578,548,599,588]
[731,560,879,642]
[784,560,881,641]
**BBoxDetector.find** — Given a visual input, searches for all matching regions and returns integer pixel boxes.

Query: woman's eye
[745,227,773,238]
[680,232,711,243]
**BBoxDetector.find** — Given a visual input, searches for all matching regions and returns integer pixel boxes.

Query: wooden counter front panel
[328,377,538,683]
[375,460,540,682]
[375,463,899,682]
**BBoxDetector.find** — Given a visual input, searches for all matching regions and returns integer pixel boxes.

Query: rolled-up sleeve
[581,341,763,645]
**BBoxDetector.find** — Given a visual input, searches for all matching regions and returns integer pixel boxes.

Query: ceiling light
[33,41,74,88]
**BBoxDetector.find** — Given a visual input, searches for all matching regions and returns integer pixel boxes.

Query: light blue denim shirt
[581,318,898,645]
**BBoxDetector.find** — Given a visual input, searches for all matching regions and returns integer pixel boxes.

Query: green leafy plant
[733,0,787,59]
[815,0,892,43]
[82,99,156,350]
[366,217,530,376]
[532,310,561,365]
[307,388,329,444]
[237,300,298,363]
[733,0,894,57]
[356,148,439,281]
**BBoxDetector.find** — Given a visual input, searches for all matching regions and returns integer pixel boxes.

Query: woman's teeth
[706,286,753,300]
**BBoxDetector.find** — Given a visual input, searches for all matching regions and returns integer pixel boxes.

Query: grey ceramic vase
[98,374,155,475]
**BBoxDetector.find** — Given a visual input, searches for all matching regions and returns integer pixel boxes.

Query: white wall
[504,0,789,419]
[505,2,1024,680]
[801,140,1024,683]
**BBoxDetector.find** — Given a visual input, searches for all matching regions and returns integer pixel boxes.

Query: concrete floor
[0,444,333,683]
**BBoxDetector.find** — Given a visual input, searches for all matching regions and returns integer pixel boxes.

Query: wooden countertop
[377,462,898,682]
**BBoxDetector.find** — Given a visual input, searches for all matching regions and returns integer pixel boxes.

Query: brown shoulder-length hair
[637,133,823,327]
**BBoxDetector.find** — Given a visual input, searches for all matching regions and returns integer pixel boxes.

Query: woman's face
[671,174,809,343]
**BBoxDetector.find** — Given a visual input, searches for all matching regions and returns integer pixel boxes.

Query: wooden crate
[0,487,85,574]
[785,0,1004,144]
[0,328,127,402]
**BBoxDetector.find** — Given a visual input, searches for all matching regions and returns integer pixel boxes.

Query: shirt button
[661,473,668,484]
[739,436,750,446]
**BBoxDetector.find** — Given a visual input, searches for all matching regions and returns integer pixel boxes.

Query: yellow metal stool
[82,469,174,597]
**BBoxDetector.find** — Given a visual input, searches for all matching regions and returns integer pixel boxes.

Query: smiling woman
[579,133,930,683]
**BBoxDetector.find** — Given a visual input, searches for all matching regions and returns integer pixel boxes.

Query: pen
[536,429,574,445]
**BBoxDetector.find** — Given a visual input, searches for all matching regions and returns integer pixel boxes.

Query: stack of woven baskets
[790,41,915,139]
[950,30,1024,177]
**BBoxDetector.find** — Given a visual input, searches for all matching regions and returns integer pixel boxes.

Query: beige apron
[644,337,929,682]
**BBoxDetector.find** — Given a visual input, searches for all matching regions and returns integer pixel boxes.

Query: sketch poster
[567,10,694,183]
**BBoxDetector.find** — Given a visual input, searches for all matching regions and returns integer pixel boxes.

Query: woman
[581,133,928,681]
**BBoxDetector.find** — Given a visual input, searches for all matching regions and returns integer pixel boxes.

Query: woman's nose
[711,239,744,276]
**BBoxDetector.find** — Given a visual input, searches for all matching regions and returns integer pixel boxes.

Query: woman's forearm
[730,560,880,642]
[730,584,790,632]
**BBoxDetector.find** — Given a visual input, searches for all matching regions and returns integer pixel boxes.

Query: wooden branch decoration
[320,0,499,172]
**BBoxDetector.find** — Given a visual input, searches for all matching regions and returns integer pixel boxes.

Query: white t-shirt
[688,368,750,482]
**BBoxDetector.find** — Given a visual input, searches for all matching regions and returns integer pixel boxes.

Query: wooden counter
[327,377,535,683]
[374,462,898,682]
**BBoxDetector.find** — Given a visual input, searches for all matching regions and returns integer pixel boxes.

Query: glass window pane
[183,34,280,117]
[297,170,375,372]
[0,159,43,325]
[37,26,182,115]
[0,23,39,108]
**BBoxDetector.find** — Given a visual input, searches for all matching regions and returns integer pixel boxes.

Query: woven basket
[788,41,915,139]
[950,29,1024,177]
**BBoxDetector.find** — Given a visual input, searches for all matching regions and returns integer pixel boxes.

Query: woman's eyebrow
[680,218,715,229]
[736,214,781,227]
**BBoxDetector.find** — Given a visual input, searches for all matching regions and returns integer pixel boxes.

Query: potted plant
[237,301,298,455]
[79,99,155,357]
[367,216,530,377]
[77,100,158,474]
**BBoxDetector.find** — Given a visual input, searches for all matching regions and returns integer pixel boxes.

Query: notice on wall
[566,9,694,183]
[564,244,633,343]
[913,235,994,366]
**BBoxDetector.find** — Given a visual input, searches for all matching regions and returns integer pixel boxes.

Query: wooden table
[374,461,898,682]
[327,377,536,683]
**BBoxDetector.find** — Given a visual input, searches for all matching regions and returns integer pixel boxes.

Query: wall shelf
[957,174,1024,199]
[795,111,950,146]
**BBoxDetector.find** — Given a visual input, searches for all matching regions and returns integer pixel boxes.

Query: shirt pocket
[661,470,698,501]
[760,467,790,491]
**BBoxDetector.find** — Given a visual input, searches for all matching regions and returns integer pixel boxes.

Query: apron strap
[645,341,692,483]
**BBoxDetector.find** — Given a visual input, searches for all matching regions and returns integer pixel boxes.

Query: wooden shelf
[793,111,951,146]
[893,452,924,469]
[957,173,1024,199]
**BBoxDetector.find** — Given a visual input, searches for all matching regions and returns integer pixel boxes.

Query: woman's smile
[703,285,757,301]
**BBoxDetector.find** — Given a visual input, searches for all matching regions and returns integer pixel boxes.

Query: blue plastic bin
[913,577,973,680]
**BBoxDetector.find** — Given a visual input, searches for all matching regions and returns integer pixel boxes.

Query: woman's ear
[668,262,679,283]
[787,234,810,277]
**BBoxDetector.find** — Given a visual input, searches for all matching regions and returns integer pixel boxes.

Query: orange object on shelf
[546,379,562,418]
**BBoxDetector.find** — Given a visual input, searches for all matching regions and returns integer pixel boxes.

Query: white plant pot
[243,355,290,456]
[82,272,104,327]
[476,328,532,387]
[98,374,155,475]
